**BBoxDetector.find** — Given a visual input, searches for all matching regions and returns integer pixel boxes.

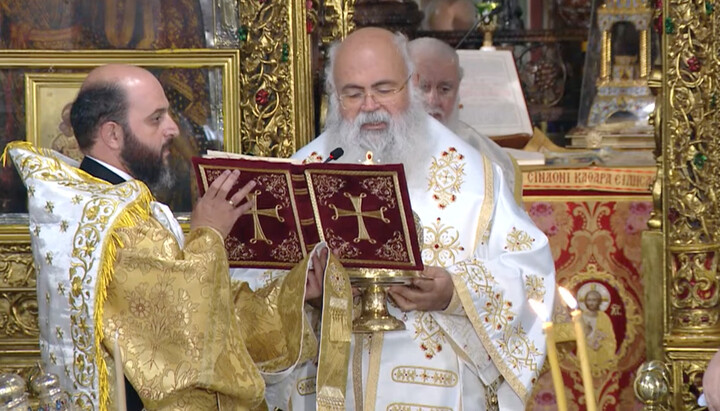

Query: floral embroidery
[225,237,257,260]
[427,147,465,209]
[254,174,290,206]
[360,176,397,208]
[391,366,458,387]
[526,201,571,261]
[269,231,302,262]
[324,228,361,258]
[375,231,409,262]
[413,312,446,359]
[302,151,323,164]
[505,227,534,251]
[456,259,495,295]
[482,292,516,332]
[421,217,465,266]
[524,275,546,302]
[497,324,541,373]
[311,174,346,205]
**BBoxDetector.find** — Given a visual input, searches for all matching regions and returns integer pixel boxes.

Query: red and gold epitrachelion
[192,156,424,271]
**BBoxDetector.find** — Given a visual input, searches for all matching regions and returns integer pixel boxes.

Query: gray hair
[324,31,415,95]
[408,36,464,80]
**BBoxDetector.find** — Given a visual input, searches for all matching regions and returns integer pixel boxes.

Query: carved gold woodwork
[320,0,356,45]
[237,0,314,157]
[0,233,40,385]
[637,0,720,408]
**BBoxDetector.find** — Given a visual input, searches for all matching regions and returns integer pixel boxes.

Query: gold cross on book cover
[192,153,424,272]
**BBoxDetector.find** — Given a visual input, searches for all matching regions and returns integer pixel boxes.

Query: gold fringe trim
[328,297,351,343]
[2,141,35,167]
[94,185,155,411]
[316,386,345,411]
[5,140,158,410]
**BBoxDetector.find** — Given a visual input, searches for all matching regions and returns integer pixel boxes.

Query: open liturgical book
[192,152,424,272]
[457,49,534,146]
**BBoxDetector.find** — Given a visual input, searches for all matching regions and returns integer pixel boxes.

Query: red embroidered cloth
[192,157,423,271]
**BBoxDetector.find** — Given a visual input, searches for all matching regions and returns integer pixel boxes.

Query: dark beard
[120,124,174,191]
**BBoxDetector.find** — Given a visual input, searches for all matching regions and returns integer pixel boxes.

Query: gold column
[640,30,649,78]
[600,30,610,81]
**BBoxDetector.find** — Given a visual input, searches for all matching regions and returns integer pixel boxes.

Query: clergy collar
[85,155,134,182]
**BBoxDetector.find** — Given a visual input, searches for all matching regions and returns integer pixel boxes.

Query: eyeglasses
[337,75,411,110]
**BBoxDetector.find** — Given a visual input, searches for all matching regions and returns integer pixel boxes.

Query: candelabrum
[476,2,500,49]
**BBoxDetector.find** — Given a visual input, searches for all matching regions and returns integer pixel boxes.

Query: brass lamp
[350,268,419,332]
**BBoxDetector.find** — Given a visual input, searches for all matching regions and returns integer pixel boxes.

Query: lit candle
[114,330,127,411]
[558,287,597,411]
[529,299,568,411]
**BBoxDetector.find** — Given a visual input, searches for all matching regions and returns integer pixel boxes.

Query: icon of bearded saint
[51,102,84,162]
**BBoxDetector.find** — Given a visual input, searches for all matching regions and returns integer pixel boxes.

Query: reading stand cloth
[193,157,424,271]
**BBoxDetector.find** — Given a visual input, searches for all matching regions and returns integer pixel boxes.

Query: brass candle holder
[476,2,500,49]
[350,268,420,333]
[345,151,424,333]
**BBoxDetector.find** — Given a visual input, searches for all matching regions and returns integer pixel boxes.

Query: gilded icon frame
[0,49,240,222]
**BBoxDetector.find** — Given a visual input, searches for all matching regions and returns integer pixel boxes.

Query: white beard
[423,96,461,134]
[444,99,461,133]
[323,92,432,189]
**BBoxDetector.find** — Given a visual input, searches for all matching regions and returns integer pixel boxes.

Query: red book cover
[192,156,424,272]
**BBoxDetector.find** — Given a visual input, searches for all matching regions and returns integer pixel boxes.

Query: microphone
[323,147,344,163]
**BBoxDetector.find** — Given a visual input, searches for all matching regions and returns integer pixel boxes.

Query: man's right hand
[190,170,256,238]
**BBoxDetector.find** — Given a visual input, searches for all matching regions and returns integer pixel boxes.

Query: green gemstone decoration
[281,43,290,63]
[706,1,714,14]
[237,26,248,42]
[711,94,717,109]
[694,153,708,169]
[664,17,675,34]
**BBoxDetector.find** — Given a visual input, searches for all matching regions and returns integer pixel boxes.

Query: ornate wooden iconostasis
[318,1,717,410]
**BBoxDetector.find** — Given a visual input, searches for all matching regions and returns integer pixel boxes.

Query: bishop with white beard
[232,27,556,411]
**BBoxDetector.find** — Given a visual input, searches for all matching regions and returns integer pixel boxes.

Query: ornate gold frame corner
[238,0,315,157]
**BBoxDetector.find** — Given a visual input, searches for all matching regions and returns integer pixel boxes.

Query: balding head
[81,64,156,91]
[408,37,462,126]
[70,64,178,188]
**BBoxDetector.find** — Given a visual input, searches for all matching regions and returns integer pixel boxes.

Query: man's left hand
[388,266,454,312]
[305,247,327,303]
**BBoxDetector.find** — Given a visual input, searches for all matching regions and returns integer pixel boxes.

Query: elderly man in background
[408,36,522,200]
[242,27,555,410]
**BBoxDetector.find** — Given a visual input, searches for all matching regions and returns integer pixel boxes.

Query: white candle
[529,299,568,411]
[558,287,597,411]
[114,330,127,411]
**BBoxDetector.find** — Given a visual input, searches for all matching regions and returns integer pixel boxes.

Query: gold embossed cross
[247,191,285,244]
[329,192,389,244]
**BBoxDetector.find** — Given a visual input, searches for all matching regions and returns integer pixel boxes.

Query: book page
[457,50,533,137]
[204,149,300,163]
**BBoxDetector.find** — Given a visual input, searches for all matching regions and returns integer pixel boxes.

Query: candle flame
[528,299,549,322]
[558,286,578,310]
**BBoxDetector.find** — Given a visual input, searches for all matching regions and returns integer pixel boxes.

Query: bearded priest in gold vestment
[5,65,348,411]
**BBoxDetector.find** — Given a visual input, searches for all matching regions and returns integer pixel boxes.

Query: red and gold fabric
[522,166,653,411]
